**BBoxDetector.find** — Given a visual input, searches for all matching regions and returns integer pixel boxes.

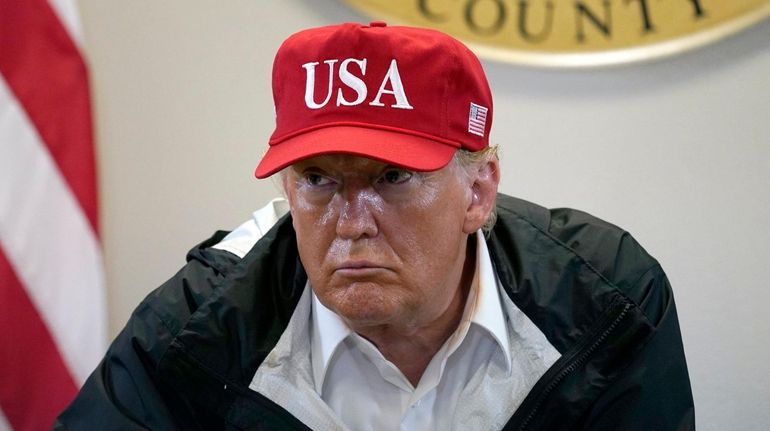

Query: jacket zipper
[517,302,632,431]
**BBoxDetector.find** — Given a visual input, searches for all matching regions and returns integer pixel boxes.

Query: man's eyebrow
[291,162,319,172]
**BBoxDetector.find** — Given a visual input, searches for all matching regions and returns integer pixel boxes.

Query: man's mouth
[334,260,389,276]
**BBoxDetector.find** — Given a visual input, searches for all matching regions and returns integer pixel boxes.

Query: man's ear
[463,159,500,234]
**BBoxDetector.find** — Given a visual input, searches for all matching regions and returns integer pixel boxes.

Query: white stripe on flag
[0,409,10,431]
[468,103,488,137]
[46,0,84,47]
[0,76,106,386]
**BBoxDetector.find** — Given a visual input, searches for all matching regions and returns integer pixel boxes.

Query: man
[57,22,694,430]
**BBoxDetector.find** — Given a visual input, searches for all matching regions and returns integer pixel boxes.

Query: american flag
[0,0,107,428]
[468,102,488,137]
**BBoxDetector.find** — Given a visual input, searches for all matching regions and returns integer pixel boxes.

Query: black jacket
[56,194,695,430]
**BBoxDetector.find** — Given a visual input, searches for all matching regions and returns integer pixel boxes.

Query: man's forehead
[289,154,450,174]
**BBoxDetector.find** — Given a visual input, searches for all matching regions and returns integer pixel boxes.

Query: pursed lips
[333,260,390,276]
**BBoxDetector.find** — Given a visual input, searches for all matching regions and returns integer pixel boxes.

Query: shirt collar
[472,230,512,371]
[310,230,511,392]
[311,290,352,392]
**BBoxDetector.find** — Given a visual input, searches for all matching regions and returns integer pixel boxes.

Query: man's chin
[330,290,400,325]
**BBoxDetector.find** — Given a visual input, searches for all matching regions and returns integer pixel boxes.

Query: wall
[78,0,770,429]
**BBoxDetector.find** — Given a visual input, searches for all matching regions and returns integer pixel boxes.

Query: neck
[353,236,478,386]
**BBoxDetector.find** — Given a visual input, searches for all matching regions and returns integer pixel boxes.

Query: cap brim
[254,126,460,178]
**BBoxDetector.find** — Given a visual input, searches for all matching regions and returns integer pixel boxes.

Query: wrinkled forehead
[290,155,392,172]
[283,153,457,176]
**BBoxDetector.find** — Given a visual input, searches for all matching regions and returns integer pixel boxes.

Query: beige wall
[79,1,770,429]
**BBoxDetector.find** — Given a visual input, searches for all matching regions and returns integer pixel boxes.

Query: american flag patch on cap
[468,102,488,137]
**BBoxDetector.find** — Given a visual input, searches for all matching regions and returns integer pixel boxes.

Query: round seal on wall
[342,0,770,67]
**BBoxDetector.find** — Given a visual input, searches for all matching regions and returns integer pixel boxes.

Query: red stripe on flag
[0,0,99,235]
[0,247,79,430]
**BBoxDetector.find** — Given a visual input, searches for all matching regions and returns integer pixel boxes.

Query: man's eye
[378,169,413,185]
[305,173,333,186]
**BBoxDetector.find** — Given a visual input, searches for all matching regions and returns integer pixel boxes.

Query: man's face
[282,155,483,331]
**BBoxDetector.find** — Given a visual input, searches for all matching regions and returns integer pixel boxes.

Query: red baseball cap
[255,22,493,178]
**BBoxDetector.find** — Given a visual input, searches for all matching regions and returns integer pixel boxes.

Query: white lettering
[336,58,368,106]
[369,59,413,110]
[302,59,338,109]
[302,58,413,110]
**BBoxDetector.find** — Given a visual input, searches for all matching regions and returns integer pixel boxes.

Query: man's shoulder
[137,199,294,339]
[136,232,245,338]
[496,194,630,246]
[496,193,658,268]
[493,194,665,319]
[211,198,290,258]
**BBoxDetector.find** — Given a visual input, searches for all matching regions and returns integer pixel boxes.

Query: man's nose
[335,188,379,240]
